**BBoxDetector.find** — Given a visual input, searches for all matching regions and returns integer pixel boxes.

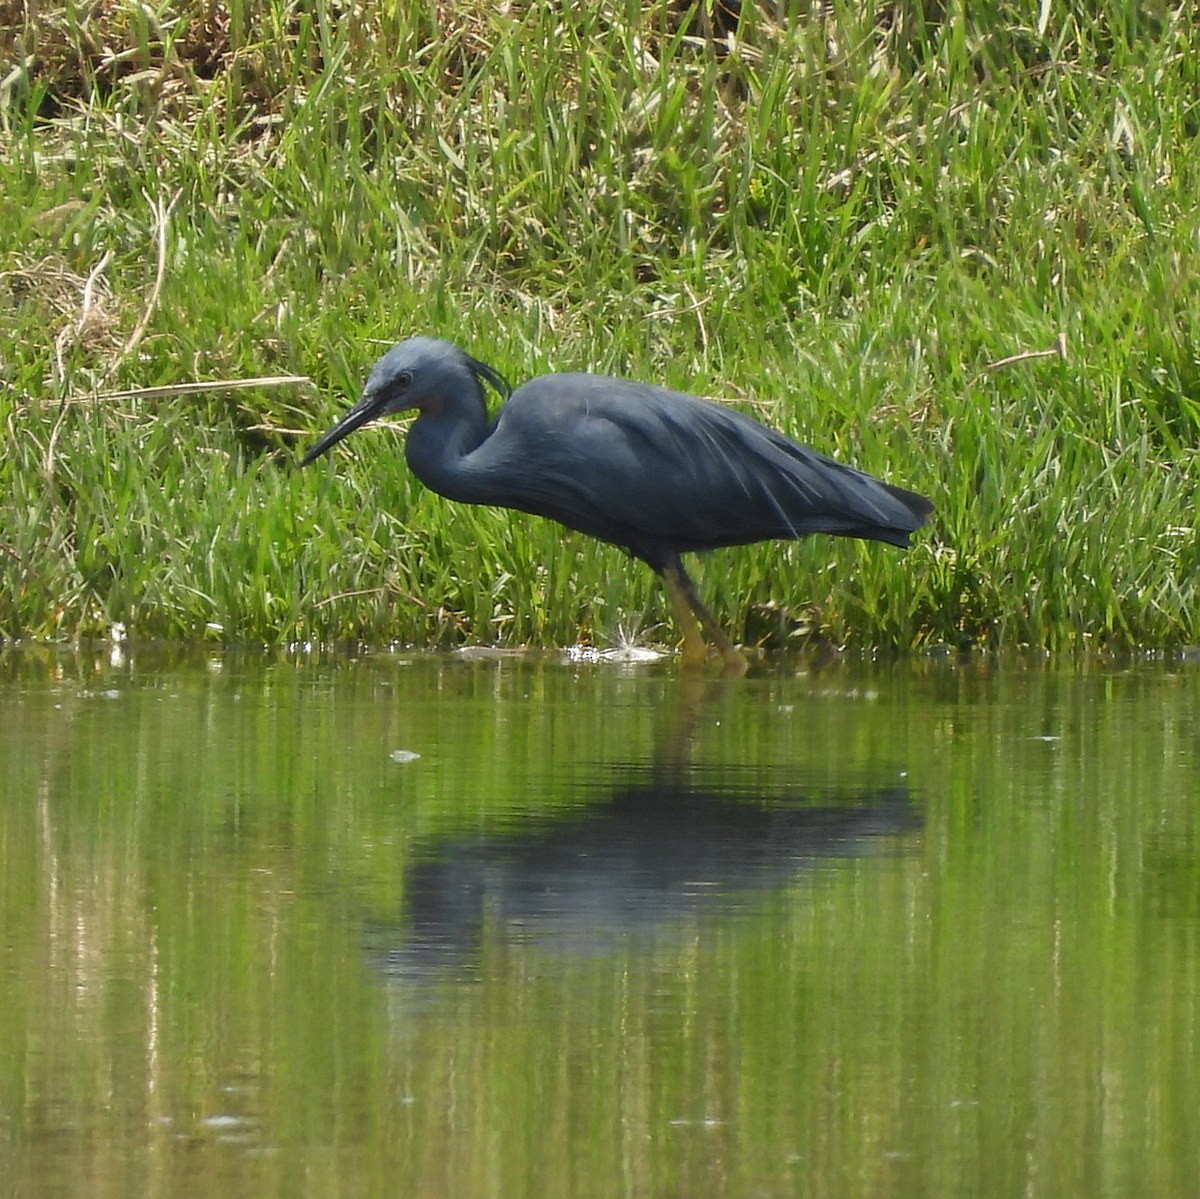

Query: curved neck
[403,394,495,503]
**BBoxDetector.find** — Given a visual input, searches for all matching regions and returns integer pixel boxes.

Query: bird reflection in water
[367,763,919,984]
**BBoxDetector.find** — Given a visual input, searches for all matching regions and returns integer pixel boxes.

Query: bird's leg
[661,558,749,676]
[661,563,710,670]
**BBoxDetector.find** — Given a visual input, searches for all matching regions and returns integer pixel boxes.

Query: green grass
[2,0,1198,651]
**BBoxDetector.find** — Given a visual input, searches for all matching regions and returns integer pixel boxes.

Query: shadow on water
[367,762,920,987]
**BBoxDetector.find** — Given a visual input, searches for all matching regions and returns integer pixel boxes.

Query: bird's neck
[404,399,495,504]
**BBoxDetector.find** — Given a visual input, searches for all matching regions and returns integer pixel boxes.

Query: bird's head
[301,337,511,465]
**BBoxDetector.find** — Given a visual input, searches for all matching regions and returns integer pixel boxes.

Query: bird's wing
[464,375,927,558]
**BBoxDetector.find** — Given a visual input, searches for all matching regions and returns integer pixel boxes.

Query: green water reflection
[1,647,1198,1198]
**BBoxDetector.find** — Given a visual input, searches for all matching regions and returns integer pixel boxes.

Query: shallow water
[1,646,1198,1198]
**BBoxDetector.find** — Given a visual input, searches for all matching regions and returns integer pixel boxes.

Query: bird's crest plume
[466,354,512,406]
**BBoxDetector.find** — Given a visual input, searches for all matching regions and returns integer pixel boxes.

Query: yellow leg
[661,561,749,677]
[662,564,709,669]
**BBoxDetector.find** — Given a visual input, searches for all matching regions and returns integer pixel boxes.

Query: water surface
[1,647,1198,1197]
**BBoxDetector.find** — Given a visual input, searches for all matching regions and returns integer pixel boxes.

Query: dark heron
[302,337,932,671]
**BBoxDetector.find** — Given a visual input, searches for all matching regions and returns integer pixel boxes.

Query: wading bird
[302,338,931,672]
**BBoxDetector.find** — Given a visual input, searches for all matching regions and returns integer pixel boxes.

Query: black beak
[301,391,388,465]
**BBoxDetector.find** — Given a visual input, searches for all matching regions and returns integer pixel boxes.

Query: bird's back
[454,373,931,569]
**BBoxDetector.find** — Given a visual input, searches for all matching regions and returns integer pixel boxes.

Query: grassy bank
[2,1,1198,652]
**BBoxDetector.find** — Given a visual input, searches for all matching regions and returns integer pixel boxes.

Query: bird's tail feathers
[881,480,934,527]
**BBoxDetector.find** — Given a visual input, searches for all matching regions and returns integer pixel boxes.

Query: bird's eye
[396,371,413,389]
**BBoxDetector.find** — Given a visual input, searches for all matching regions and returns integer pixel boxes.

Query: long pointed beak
[301,391,387,465]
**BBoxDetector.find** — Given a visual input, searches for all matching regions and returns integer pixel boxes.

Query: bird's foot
[718,645,750,678]
[679,635,710,672]
[679,636,748,677]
